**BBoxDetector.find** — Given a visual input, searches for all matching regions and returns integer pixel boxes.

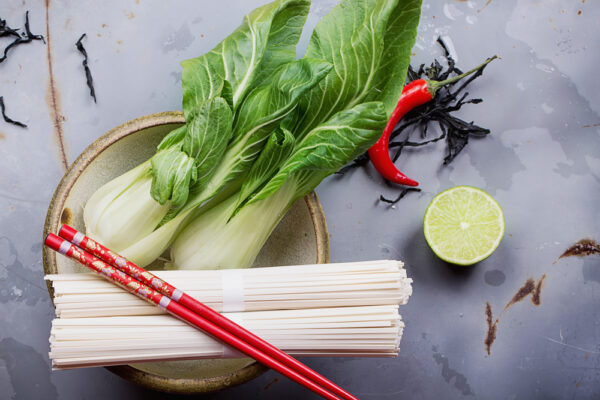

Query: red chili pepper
[368,56,498,187]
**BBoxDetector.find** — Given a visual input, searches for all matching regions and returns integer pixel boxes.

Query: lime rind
[423,186,505,266]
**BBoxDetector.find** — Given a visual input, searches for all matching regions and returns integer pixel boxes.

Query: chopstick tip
[58,224,78,241]
[45,233,64,251]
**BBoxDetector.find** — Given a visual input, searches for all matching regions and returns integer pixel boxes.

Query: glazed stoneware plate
[42,111,329,394]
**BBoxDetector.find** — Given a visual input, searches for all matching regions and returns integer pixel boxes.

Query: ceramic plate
[42,111,329,393]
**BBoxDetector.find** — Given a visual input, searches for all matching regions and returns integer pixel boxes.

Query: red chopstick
[46,232,352,400]
[58,225,358,400]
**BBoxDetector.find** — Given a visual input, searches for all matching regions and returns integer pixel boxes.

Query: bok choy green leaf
[184,58,332,210]
[295,0,422,139]
[181,0,310,115]
[239,102,389,209]
[151,93,234,209]
[232,126,295,215]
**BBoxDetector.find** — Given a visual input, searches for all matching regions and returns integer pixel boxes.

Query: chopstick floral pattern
[57,239,166,305]
[68,228,175,298]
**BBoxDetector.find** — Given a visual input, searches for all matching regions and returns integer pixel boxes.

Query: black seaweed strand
[379,188,422,205]
[0,11,45,64]
[390,130,447,163]
[75,33,97,103]
[0,18,20,39]
[23,11,45,43]
[335,153,370,175]
[0,96,27,128]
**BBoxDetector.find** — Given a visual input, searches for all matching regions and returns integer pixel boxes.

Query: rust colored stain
[559,238,600,259]
[504,278,535,311]
[0,132,5,141]
[45,0,69,171]
[485,274,547,355]
[477,0,492,13]
[531,274,546,306]
[60,207,73,225]
[124,11,135,19]
[484,302,498,355]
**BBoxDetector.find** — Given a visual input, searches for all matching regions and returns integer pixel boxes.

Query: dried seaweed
[389,38,491,165]
[0,96,27,128]
[336,152,370,175]
[75,34,97,103]
[0,11,45,64]
[379,188,421,205]
[0,18,20,39]
[338,38,492,205]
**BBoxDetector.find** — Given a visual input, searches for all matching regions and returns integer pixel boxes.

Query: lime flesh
[423,186,504,265]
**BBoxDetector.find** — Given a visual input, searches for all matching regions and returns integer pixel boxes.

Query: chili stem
[428,55,498,95]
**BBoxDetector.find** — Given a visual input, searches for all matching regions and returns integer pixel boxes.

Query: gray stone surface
[0,0,598,399]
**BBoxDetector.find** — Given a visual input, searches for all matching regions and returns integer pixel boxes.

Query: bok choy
[170,0,422,269]
[83,0,422,269]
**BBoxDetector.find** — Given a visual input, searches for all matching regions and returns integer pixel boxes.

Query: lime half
[424,186,504,265]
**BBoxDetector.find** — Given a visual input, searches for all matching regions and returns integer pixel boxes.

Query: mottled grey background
[0,0,599,399]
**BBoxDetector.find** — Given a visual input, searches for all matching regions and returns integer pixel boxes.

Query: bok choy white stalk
[84,161,167,253]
